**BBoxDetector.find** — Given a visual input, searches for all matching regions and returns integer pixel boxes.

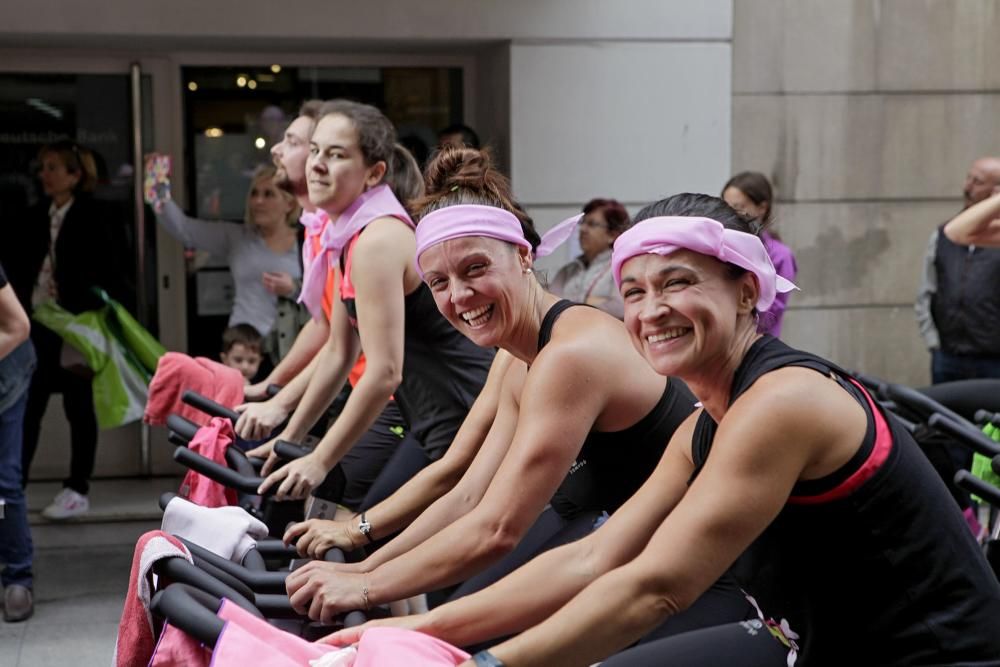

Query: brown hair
[38,139,98,194]
[315,99,423,205]
[298,99,323,122]
[721,171,780,241]
[411,146,541,250]
[221,323,262,354]
[582,198,631,234]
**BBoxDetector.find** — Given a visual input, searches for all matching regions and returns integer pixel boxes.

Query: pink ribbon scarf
[298,185,413,319]
[611,216,798,311]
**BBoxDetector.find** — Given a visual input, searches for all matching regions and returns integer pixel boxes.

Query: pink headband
[414,205,582,277]
[611,216,798,311]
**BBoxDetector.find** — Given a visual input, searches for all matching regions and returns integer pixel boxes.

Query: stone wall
[732,0,1000,386]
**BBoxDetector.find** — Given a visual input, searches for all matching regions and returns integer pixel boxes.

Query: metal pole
[130,62,152,477]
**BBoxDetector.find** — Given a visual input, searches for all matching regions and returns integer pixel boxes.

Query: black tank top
[691,336,1000,666]
[340,234,494,459]
[539,300,696,519]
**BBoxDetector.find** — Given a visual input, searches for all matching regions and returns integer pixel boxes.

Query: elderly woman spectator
[548,198,630,318]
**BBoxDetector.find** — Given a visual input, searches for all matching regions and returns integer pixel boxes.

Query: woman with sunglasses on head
[368,192,999,667]
[548,198,630,319]
[285,149,753,636]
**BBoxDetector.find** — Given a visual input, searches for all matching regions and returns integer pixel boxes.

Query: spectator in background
[219,324,264,384]
[943,187,1000,247]
[0,260,37,621]
[437,123,480,150]
[916,156,1000,383]
[152,162,303,368]
[549,198,630,319]
[722,171,797,337]
[1,140,126,520]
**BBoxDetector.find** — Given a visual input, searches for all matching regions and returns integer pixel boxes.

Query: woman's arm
[482,368,862,667]
[326,414,699,649]
[285,351,517,558]
[260,219,412,499]
[0,281,30,360]
[286,342,614,617]
[154,199,238,258]
[343,360,525,570]
[943,191,1000,247]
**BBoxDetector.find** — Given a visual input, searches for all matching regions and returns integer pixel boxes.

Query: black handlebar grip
[173,447,264,496]
[274,440,311,460]
[181,390,241,423]
[955,469,1000,508]
[975,409,1000,427]
[928,413,1000,458]
[166,414,200,442]
[150,585,226,649]
[266,384,283,397]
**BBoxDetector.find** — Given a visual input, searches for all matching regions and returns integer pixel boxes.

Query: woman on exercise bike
[331,193,1000,666]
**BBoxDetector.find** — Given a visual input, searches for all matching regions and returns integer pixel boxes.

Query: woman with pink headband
[285,149,756,636]
[340,193,1000,666]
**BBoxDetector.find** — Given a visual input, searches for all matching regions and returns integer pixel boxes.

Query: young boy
[219,324,263,384]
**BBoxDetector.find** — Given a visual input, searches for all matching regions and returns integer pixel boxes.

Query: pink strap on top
[297,184,413,319]
[414,204,583,277]
[297,209,330,321]
[611,216,798,311]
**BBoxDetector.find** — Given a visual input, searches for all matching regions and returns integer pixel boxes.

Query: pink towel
[210,600,469,666]
[113,531,191,667]
[145,352,244,427]
[353,627,470,666]
[149,624,212,667]
[180,417,239,508]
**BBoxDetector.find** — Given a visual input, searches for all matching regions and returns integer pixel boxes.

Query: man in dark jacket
[915,156,1000,383]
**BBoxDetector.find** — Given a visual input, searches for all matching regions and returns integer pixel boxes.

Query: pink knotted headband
[611,216,798,311]
[414,204,582,277]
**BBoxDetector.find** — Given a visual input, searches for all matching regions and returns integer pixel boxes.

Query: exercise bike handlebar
[927,413,1000,459]
[975,409,1000,428]
[955,469,1000,508]
[182,390,241,423]
[173,447,264,496]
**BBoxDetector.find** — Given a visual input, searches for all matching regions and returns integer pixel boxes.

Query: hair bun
[425,146,494,198]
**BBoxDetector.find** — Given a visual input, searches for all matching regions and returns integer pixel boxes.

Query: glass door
[0,60,163,480]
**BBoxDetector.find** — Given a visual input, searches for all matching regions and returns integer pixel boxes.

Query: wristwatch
[357,512,375,544]
[471,651,506,667]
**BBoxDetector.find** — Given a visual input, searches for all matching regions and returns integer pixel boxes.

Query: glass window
[179,64,463,358]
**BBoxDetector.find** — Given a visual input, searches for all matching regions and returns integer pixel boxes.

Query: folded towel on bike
[177,417,239,508]
[114,530,192,667]
[161,495,267,562]
[144,352,244,427]
[211,599,469,666]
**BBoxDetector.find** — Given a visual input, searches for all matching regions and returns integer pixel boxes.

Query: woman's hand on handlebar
[245,438,281,476]
[258,452,327,500]
[233,399,289,440]
[284,518,360,558]
[242,380,272,402]
[286,561,368,623]
[320,614,429,647]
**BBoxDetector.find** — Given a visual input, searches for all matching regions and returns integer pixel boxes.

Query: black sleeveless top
[540,300,696,519]
[691,336,1000,666]
[340,234,494,459]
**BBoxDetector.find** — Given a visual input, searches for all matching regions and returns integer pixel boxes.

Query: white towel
[161,496,268,562]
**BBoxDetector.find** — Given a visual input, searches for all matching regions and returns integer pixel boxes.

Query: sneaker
[41,488,89,520]
[3,585,34,622]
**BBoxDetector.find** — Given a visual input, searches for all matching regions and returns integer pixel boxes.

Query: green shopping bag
[32,294,166,429]
[970,422,1000,504]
